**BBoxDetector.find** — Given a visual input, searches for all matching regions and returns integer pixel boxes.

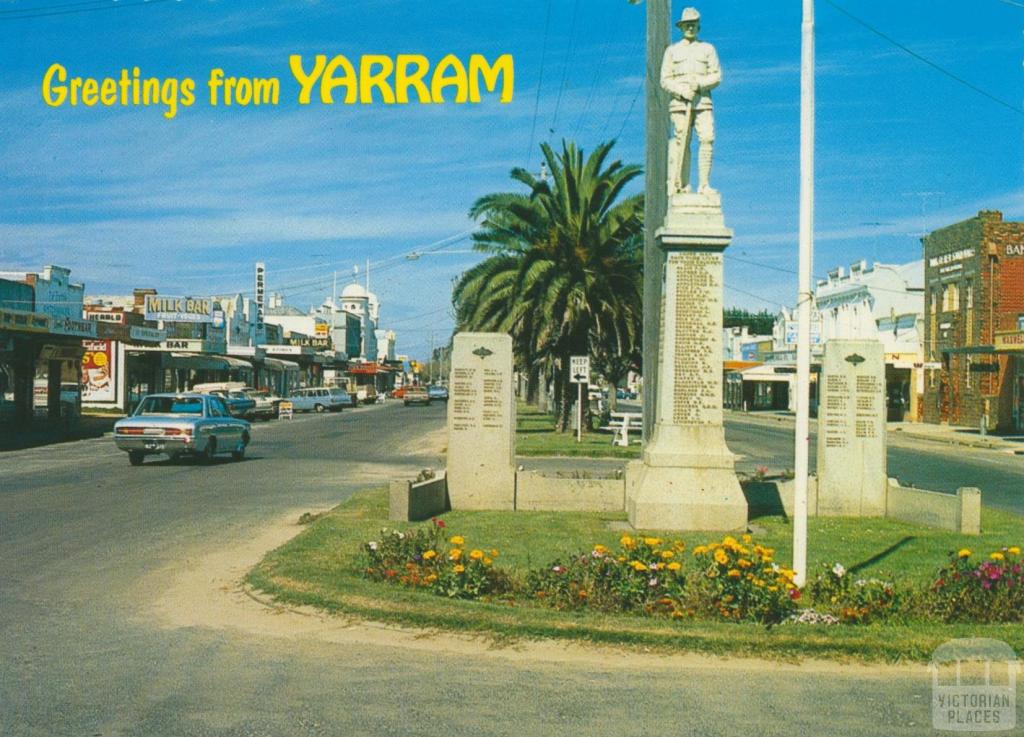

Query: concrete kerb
[724,410,1023,454]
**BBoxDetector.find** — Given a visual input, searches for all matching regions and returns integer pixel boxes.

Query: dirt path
[147,507,927,680]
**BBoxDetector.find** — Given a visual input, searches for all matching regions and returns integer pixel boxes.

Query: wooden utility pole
[642,0,670,441]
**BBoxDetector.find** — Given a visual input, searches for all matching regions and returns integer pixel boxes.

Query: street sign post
[570,355,590,442]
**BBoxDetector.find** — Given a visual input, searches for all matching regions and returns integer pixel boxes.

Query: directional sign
[569,355,590,384]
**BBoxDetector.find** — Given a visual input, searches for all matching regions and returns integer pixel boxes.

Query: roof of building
[265,304,306,317]
[341,283,368,298]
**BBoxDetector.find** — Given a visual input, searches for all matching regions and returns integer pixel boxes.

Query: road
[723,414,1024,514]
[0,401,1004,736]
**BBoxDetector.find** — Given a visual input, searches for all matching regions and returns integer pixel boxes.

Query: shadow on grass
[742,480,790,522]
[849,536,916,575]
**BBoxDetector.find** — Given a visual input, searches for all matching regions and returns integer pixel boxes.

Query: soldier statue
[660,7,721,197]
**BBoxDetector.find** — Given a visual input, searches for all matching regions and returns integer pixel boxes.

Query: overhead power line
[824,0,1024,116]
[525,0,554,169]
[0,0,177,21]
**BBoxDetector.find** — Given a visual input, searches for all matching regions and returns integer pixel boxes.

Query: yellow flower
[490,549,500,558]
[714,549,729,565]
[469,549,484,560]
[742,534,752,544]
[617,555,627,563]
[453,564,465,573]
[630,561,648,572]
[990,552,1005,561]
[425,574,438,583]
[593,544,608,554]
[661,550,675,560]
[723,536,738,547]
[620,534,635,548]
[958,548,972,558]
[673,541,686,552]
[422,550,437,560]
[1008,546,1021,555]
[644,537,662,547]
[693,545,708,556]
[727,569,741,578]
[448,548,462,561]
[767,585,778,592]
[737,558,752,569]
[483,557,493,566]
[667,561,682,571]
[449,535,465,545]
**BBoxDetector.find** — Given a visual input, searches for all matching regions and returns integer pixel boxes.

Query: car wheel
[314,403,326,413]
[231,435,248,462]
[128,451,144,466]
[200,437,217,464]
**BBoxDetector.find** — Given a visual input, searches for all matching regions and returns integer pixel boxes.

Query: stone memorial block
[817,339,887,516]
[626,194,747,531]
[446,332,515,510]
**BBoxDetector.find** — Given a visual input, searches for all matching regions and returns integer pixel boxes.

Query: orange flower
[453,564,465,574]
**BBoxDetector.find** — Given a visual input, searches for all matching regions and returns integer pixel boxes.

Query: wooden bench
[600,411,642,447]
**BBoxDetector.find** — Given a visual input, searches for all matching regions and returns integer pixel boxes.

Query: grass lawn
[247,486,1024,663]
[515,403,641,458]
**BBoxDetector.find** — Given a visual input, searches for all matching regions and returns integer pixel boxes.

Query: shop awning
[165,352,254,371]
[348,363,396,375]
[261,357,300,372]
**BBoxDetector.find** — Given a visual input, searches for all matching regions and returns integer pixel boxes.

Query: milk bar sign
[144,295,215,323]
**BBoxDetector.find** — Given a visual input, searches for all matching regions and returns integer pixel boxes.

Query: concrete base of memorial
[625,429,747,531]
[625,193,747,531]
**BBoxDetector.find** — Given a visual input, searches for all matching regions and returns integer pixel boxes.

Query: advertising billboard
[143,295,214,323]
[81,340,116,402]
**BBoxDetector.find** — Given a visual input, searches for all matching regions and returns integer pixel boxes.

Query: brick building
[922,210,1024,432]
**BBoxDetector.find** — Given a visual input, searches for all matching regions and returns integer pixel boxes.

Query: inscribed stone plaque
[446,333,515,510]
[667,251,722,426]
[817,340,887,516]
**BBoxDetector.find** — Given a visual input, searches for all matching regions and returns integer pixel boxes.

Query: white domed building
[340,282,379,362]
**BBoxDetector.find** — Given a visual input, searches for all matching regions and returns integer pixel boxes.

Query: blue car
[427,385,449,401]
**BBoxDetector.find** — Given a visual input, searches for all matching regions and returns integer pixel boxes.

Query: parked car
[328,387,353,408]
[284,387,347,413]
[243,388,282,420]
[113,393,250,466]
[355,385,378,404]
[403,385,430,406]
[426,385,449,401]
[616,388,637,400]
[192,382,258,419]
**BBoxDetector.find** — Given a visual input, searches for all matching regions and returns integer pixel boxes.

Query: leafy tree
[723,307,775,336]
[453,140,644,431]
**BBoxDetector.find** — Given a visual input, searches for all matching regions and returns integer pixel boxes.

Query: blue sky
[1,0,1021,359]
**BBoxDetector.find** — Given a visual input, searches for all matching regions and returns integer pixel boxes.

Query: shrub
[805,562,901,624]
[362,518,508,599]
[689,535,799,624]
[925,546,1024,623]
[526,536,688,616]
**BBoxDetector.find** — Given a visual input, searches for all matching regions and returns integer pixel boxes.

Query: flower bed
[361,523,1022,627]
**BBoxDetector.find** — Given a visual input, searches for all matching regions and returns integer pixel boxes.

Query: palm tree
[453,140,644,431]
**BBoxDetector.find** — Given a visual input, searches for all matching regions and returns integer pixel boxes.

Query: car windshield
[135,396,204,416]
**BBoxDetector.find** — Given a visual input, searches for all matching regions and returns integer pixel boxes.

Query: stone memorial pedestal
[626,193,747,530]
[446,332,516,510]
[817,339,887,516]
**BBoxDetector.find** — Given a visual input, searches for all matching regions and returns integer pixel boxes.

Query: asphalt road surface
[723,414,1024,515]
[0,402,1010,736]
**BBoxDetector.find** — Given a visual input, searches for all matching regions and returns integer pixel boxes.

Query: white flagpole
[793,0,815,588]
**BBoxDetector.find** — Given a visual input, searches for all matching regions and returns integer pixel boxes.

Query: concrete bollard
[956,486,982,535]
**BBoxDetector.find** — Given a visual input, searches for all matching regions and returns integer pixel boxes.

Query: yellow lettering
[289,54,326,104]
[41,63,67,106]
[431,54,468,103]
[395,54,431,103]
[469,54,514,103]
[320,55,358,104]
[359,55,395,103]
[100,78,117,105]
[81,78,98,106]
